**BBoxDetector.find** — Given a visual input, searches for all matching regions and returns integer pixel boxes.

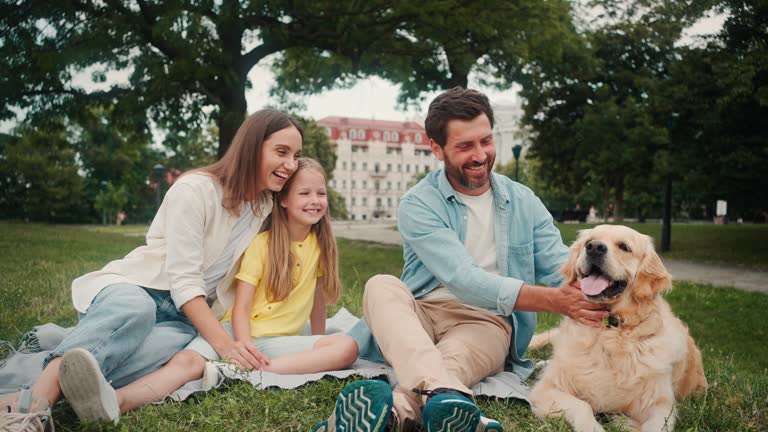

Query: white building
[492,102,527,166]
[318,116,442,221]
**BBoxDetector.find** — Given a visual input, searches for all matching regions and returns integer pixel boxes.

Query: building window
[362,214,367,220]
[387,197,392,207]
[406,164,410,173]
[375,163,380,173]
[362,197,368,206]
[342,161,347,170]
[362,180,367,189]
[373,131,380,139]
[352,197,356,206]
[362,162,368,171]
[387,163,392,171]
[387,181,391,190]
[358,129,365,139]
[392,132,399,142]
[397,164,401,172]
[351,180,356,189]
[376,197,382,207]
[342,180,347,189]
[415,133,422,143]
[351,161,356,171]
[424,165,430,172]
[375,181,380,191]
[397,181,401,190]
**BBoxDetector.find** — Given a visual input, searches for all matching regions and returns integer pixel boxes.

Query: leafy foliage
[0,123,86,222]
[522,0,768,221]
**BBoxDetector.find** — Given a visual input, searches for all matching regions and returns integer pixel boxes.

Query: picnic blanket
[0,309,531,403]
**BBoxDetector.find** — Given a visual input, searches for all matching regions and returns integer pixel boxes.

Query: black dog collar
[603,314,623,328]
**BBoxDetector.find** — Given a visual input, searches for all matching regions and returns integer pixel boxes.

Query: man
[313,88,608,432]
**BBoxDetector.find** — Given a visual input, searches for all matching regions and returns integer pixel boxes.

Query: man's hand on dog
[557,282,610,327]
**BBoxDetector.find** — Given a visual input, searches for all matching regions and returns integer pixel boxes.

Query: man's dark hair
[424,87,494,147]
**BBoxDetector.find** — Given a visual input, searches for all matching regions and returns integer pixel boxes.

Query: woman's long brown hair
[262,158,340,304]
[195,109,303,215]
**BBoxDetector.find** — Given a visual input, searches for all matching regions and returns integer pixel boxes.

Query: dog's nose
[586,240,608,256]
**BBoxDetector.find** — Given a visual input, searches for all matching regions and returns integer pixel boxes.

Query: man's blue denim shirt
[348,169,569,380]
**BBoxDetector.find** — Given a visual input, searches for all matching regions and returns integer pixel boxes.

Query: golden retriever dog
[529,225,707,432]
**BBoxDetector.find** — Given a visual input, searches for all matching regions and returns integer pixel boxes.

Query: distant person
[313,88,609,432]
[88,158,358,418]
[0,109,304,428]
[116,210,127,226]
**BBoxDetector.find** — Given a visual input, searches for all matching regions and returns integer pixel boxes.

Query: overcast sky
[0,12,724,134]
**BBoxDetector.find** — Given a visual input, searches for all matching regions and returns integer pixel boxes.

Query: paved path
[331,221,768,294]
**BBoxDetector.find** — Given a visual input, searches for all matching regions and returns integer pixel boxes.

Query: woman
[1,109,303,428]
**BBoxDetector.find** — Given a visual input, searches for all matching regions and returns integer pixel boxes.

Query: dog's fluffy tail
[529,329,558,349]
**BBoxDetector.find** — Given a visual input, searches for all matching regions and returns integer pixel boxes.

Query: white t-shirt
[422,188,500,313]
[203,203,256,300]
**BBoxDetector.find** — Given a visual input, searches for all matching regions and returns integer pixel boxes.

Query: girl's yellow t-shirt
[221,231,322,338]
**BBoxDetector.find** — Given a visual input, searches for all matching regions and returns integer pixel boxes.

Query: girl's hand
[221,340,270,370]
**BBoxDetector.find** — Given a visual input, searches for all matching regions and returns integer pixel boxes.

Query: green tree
[273,0,584,106]
[522,2,707,221]
[94,182,129,225]
[0,123,86,222]
[660,0,768,221]
[1,0,590,157]
[71,104,163,223]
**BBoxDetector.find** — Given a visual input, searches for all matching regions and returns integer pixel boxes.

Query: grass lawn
[1,222,766,431]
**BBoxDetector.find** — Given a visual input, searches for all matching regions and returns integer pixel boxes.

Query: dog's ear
[632,235,672,301]
[561,230,588,283]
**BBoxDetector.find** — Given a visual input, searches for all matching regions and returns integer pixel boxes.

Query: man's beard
[444,154,495,191]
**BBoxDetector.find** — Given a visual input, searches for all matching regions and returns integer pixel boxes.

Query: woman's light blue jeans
[45,283,198,389]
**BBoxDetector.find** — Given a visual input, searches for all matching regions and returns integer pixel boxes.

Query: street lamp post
[100,180,108,225]
[153,164,165,210]
[512,144,523,182]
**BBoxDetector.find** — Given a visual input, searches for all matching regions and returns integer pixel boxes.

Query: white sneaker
[0,386,54,432]
[58,349,119,424]
[201,362,221,391]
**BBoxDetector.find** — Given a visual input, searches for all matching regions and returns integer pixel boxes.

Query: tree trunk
[216,88,248,159]
[613,179,624,222]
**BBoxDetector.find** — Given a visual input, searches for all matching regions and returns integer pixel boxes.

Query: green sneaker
[419,388,503,432]
[312,380,393,432]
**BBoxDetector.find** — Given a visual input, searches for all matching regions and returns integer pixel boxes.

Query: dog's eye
[618,243,631,253]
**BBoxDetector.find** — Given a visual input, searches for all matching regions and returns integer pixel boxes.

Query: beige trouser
[364,274,512,428]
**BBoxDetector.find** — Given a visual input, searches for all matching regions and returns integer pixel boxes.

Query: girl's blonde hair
[193,109,303,216]
[263,158,340,304]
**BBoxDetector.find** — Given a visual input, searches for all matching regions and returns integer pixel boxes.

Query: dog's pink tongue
[580,274,611,295]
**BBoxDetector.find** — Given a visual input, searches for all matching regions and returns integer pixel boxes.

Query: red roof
[317,116,424,131]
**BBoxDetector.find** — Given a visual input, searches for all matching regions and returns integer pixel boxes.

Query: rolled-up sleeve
[164,183,208,309]
[399,196,523,316]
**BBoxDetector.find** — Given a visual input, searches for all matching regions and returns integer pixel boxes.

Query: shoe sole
[335,380,393,432]
[423,397,481,432]
[59,348,119,424]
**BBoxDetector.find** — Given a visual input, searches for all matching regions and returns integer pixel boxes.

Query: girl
[1,109,303,427]
[63,158,358,419]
